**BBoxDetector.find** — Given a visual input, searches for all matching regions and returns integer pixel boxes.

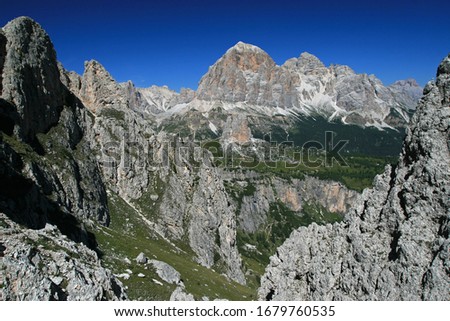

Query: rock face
[188,165,246,284]
[197,42,277,104]
[221,114,252,145]
[231,174,357,234]
[0,17,126,300]
[0,213,127,300]
[388,78,423,108]
[1,17,65,142]
[0,17,109,228]
[258,55,450,301]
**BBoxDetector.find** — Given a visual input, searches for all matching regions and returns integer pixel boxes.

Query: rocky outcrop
[0,213,127,300]
[79,60,126,113]
[135,252,148,264]
[1,17,65,142]
[0,17,124,300]
[170,286,195,301]
[187,165,246,284]
[0,17,109,228]
[61,58,158,201]
[258,55,450,301]
[0,31,6,95]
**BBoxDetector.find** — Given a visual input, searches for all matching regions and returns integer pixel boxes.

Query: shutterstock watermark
[99,131,348,170]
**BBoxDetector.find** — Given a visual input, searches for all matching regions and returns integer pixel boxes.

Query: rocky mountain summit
[388,78,423,107]
[142,41,420,130]
[258,55,450,300]
[194,42,420,128]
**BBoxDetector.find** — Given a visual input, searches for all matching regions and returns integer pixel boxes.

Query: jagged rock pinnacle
[1,16,65,141]
[298,52,326,70]
[436,53,450,104]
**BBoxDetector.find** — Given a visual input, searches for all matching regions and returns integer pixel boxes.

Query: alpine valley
[0,17,448,301]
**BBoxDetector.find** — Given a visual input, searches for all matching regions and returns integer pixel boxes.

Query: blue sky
[2,0,449,91]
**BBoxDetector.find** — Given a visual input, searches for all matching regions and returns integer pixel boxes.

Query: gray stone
[1,17,65,141]
[170,287,195,301]
[116,273,130,280]
[135,252,148,264]
[149,260,181,285]
[0,213,127,301]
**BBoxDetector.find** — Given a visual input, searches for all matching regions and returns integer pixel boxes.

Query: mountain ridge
[58,40,422,130]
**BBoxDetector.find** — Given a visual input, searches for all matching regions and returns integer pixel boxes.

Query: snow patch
[208,122,218,135]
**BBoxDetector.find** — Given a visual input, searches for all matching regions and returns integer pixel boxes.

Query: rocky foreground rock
[258,55,450,301]
[0,213,127,300]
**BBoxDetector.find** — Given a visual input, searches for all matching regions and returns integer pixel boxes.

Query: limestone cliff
[0,17,126,300]
[1,17,65,142]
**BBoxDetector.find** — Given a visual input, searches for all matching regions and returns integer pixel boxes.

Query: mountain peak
[436,53,450,104]
[3,16,39,30]
[226,41,266,54]
[391,78,420,87]
[220,41,275,69]
[197,41,276,101]
[437,53,450,76]
[389,78,423,103]
[1,15,64,141]
[298,52,325,70]
[80,59,124,112]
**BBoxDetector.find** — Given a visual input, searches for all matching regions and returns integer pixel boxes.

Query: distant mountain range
[134,41,421,129]
[59,40,423,156]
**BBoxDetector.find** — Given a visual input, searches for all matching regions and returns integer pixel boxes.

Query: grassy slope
[94,191,256,300]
